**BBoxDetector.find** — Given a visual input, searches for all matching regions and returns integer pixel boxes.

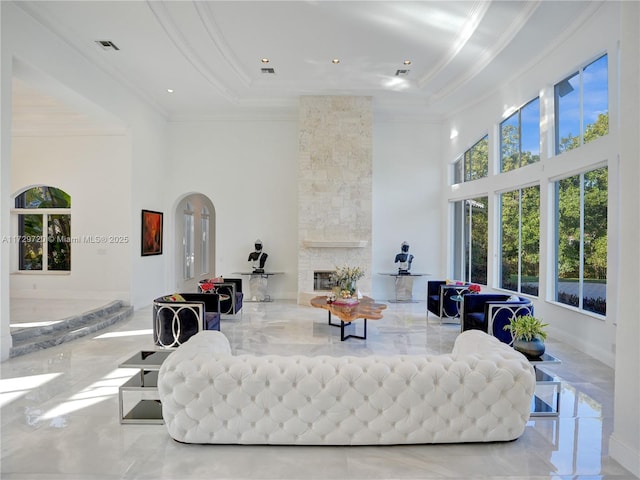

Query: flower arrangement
[468,284,481,294]
[330,265,365,297]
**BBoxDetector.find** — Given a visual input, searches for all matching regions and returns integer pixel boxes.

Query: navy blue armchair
[153,293,221,348]
[461,293,533,344]
[199,278,243,315]
[427,280,471,321]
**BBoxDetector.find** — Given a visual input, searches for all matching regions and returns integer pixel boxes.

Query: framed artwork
[141,209,163,256]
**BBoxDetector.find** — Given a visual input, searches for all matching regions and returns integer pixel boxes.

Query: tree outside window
[500,98,540,172]
[555,166,607,315]
[15,186,71,271]
[464,136,488,182]
[453,197,488,284]
[500,185,540,295]
[555,54,608,154]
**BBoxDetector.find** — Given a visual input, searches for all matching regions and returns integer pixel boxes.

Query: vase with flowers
[468,284,481,294]
[330,265,365,305]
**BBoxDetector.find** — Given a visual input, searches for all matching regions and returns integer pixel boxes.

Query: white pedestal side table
[379,273,430,303]
[234,271,283,302]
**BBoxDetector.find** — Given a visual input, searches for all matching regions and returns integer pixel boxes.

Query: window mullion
[579,67,585,147]
[518,110,523,169]
[42,214,49,272]
[468,204,472,282]
[579,173,585,309]
[518,189,523,293]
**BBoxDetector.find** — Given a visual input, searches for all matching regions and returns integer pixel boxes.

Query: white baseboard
[609,433,640,478]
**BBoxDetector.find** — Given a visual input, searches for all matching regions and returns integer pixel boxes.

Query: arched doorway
[174,194,215,292]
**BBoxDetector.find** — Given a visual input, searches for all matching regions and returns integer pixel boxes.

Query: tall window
[183,203,194,280]
[555,166,607,315]
[500,98,540,172]
[500,185,540,295]
[452,136,489,184]
[14,186,71,271]
[464,136,489,181]
[453,197,488,284]
[555,54,608,154]
[201,207,209,275]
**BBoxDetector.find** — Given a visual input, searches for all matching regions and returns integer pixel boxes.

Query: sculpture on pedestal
[394,242,414,275]
[248,239,268,273]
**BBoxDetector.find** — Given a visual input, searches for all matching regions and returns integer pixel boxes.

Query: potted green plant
[503,314,549,358]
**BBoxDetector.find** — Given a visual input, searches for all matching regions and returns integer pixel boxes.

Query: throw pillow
[163,293,186,302]
[507,295,521,302]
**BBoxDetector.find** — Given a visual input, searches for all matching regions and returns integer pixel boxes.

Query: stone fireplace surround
[297,96,372,304]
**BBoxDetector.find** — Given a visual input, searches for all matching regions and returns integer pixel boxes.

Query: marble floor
[1,299,636,480]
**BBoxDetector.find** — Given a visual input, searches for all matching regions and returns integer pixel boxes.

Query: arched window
[183,202,194,279]
[201,206,210,275]
[14,186,71,271]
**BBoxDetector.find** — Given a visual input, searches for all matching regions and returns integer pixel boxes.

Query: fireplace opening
[314,271,336,291]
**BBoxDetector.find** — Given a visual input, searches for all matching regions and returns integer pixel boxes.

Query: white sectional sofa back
[157,330,535,445]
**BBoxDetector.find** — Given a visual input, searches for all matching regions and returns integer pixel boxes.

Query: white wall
[610,2,640,476]
[11,135,131,300]
[129,114,169,308]
[372,118,443,301]
[0,1,13,359]
[167,117,300,300]
[441,2,620,367]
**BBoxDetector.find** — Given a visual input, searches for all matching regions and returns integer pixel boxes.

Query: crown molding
[147,1,239,103]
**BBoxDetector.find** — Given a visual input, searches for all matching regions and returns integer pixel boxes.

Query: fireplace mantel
[303,240,368,248]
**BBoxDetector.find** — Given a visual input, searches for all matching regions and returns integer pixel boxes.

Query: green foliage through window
[464,136,488,182]
[555,167,607,315]
[453,197,488,284]
[15,186,71,272]
[555,54,608,154]
[500,98,540,172]
[500,186,540,295]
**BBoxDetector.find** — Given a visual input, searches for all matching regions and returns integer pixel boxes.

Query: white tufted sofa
[157,329,535,445]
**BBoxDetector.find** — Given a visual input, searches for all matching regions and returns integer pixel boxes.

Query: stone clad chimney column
[297,96,373,303]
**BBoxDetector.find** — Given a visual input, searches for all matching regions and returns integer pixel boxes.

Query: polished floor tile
[1,299,637,479]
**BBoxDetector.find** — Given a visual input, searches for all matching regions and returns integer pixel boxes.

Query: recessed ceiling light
[167,89,174,94]
[404,60,412,65]
[261,58,270,63]
[332,58,340,64]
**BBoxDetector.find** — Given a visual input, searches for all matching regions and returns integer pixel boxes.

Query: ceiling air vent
[261,68,276,74]
[95,40,120,51]
[395,69,410,76]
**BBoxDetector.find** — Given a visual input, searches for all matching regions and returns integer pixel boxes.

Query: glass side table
[529,352,562,417]
[118,350,172,424]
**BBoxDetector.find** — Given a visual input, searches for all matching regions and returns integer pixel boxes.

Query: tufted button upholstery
[158,330,535,445]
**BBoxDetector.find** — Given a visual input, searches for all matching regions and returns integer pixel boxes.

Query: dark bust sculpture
[248,239,268,273]
[394,242,414,274]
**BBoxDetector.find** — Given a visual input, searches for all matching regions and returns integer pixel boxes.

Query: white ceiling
[11,0,598,131]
